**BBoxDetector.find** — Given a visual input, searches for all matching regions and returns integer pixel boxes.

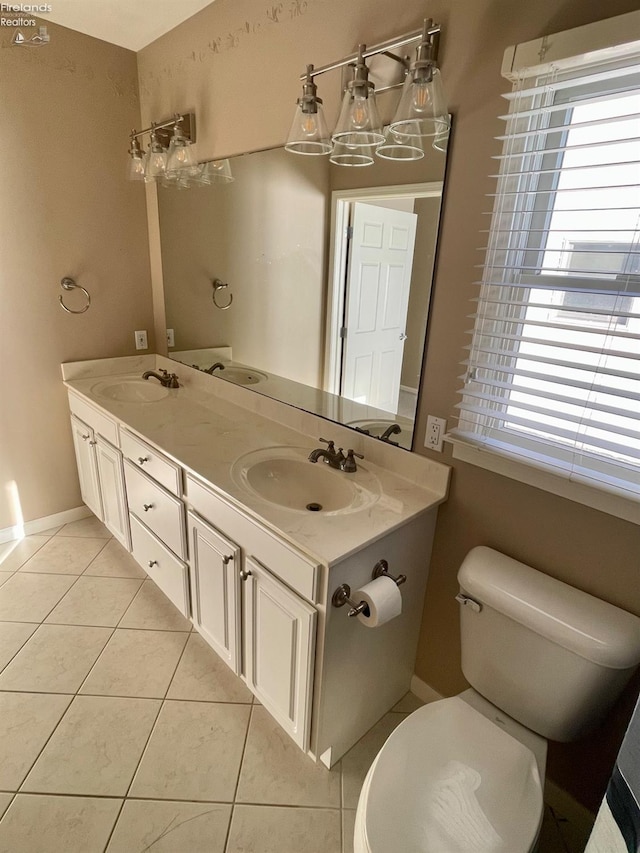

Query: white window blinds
[451,44,640,504]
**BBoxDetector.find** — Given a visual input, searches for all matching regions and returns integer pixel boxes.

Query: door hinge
[339,327,347,338]
[346,225,353,240]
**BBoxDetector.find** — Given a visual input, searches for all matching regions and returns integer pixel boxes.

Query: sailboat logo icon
[11,26,50,46]
[12,31,26,45]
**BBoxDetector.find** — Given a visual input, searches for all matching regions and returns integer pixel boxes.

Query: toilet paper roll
[354,576,402,628]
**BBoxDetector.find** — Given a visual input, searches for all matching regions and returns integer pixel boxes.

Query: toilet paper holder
[332,560,407,618]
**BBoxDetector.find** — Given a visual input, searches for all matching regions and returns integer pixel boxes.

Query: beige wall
[0,20,152,531]
[137,0,640,811]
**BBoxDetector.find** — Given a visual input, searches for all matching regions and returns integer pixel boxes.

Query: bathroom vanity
[62,354,449,766]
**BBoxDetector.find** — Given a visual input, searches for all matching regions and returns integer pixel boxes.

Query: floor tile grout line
[161,629,193,702]
[0,687,253,703]
[0,531,57,573]
[0,624,38,679]
[68,624,120,696]
[224,702,255,853]
[14,691,76,797]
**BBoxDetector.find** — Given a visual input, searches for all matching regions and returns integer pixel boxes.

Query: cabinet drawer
[68,391,119,446]
[186,475,320,603]
[121,429,182,496]
[124,460,186,559]
[130,514,189,618]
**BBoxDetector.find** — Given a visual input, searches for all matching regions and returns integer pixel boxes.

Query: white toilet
[355,546,640,853]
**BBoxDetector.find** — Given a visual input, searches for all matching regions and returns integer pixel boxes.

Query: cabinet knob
[138,457,149,464]
[148,560,158,568]
[239,568,252,581]
[82,434,90,441]
[88,440,97,446]
[143,503,154,512]
[222,555,232,566]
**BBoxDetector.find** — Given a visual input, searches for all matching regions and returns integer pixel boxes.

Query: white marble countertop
[63,360,449,567]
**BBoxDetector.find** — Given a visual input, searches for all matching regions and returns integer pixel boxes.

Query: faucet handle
[341,449,364,473]
[319,437,335,452]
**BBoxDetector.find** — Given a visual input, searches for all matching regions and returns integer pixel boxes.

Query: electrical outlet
[425,415,447,452]
[166,328,175,348]
[134,330,148,350]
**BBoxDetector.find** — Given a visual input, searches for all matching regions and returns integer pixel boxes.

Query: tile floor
[0,519,588,852]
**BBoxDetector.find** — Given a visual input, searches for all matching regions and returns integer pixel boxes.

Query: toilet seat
[354,697,543,853]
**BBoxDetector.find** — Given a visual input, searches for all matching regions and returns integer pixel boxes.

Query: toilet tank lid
[458,547,640,670]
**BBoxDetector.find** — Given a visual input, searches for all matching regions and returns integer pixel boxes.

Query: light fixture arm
[299,21,441,83]
[129,113,196,146]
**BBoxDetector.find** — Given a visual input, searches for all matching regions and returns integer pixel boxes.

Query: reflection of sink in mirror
[231,446,380,515]
[220,366,268,386]
[91,377,170,403]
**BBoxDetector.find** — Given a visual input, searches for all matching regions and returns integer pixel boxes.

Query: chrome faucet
[308,438,345,469]
[204,362,225,374]
[142,369,180,388]
[380,423,402,443]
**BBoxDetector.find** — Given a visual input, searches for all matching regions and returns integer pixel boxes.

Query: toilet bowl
[354,692,545,853]
[355,547,640,853]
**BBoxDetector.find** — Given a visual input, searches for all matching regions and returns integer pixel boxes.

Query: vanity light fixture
[285,17,449,166]
[126,113,232,188]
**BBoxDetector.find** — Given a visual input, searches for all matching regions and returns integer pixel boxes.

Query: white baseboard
[0,506,92,545]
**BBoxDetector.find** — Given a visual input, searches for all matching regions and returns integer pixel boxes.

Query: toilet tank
[457,547,640,742]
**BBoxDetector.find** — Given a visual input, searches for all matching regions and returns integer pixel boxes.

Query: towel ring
[59,277,91,314]
[212,278,233,310]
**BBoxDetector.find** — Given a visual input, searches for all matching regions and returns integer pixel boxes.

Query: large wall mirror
[159,137,449,451]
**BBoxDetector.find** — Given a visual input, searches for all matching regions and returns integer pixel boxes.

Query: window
[450,16,640,516]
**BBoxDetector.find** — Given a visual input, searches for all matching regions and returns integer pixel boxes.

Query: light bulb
[351,95,369,129]
[412,81,431,113]
[301,112,320,137]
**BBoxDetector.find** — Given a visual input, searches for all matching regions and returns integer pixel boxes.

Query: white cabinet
[70,413,129,548]
[188,512,241,674]
[70,415,102,520]
[243,556,316,751]
[95,438,130,549]
[130,515,190,617]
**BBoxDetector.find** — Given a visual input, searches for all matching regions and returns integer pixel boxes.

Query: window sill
[447,437,640,526]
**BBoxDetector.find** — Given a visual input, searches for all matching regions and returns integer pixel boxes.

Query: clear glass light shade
[128,150,146,181]
[145,146,167,180]
[285,101,332,155]
[329,141,375,167]
[332,86,384,147]
[432,119,450,152]
[166,135,197,175]
[389,65,448,138]
[376,128,425,161]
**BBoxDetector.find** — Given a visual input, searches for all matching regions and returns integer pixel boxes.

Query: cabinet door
[189,513,241,674]
[70,415,103,520]
[243,556,316,750]
[96,438,131,550]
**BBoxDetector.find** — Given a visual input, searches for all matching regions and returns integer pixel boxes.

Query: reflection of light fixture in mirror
[389,19,448,138]
[376,128,424,161]
[197,159,235,184]
[332,46,384,148]
[329,142,376,167]
[285,65,332,155]
[286,18,447,165]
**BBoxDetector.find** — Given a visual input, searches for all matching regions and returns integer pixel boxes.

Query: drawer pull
[148,560,158,568]
[223,555,232,566]
[143,503,154,512]
[239,568,252,581]
[138,456,149,465]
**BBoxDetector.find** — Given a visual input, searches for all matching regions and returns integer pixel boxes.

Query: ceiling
[44,0,215,52]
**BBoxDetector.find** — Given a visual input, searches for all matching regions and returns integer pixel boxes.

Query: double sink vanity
[62,353,449,767]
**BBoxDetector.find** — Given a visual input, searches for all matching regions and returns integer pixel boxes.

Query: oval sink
[91,378,170,403]
[231,446,380,515]
[220,367,268,386]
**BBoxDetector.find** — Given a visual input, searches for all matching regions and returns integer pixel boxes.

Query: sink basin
[231,446,380,514]
[91,377,170,403]
[219,367,268,386]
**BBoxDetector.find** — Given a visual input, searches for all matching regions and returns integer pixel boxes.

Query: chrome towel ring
[212,278,233,310]
[59,277,91,314]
